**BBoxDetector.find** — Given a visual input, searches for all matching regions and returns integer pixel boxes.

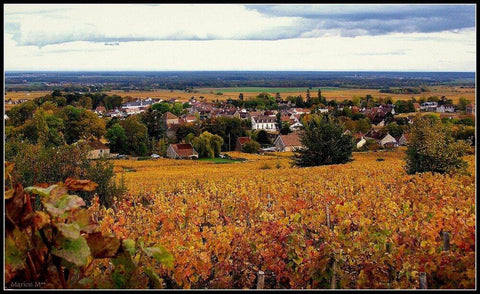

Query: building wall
[166,146,177,159]
[87,148,110,159]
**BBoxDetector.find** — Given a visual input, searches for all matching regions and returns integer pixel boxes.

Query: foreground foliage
[4,163,173,289]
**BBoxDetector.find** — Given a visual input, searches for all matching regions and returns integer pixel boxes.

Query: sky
[3,4,476,71]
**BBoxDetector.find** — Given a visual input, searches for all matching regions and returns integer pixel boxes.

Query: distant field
[4,86,475,109]
[4,91,52,110]
[196,87,343,93]
[196,85,475,104]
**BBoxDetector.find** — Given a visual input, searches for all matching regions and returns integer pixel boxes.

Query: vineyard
[81,149,476,289]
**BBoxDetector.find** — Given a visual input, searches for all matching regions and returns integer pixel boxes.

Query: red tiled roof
[279,133,302,147]
[237,137,251,145]
[87,140,109,150]
[171,143,197,158]
[165,112,179,119]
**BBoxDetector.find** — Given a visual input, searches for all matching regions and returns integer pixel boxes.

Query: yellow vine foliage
[89,149,475,289]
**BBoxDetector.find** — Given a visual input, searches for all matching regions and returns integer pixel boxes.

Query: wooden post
[443,232,450,251]
[330,259,337,289]
[326,205,331,229]
[419,272,427,289]
[257,271,265,289]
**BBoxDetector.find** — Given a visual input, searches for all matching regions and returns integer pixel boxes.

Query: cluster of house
[82,97,474,160]
[94,97,162,117]
[5,98,30,105]
[420,102,455,113]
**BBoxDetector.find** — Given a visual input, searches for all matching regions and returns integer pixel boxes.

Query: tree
[84,156,126,207]
[256,129,271,145]
[59,106,106,144]
[192,131,224,158]
[405,114,470,175]
[293,114,355,167]
[280,121,292,135]
[6,100,37,127]
[457,97,470,111]
[384,122,403,138]
[242,140,260,153]
[120,116,149,156]
[140,108,165,140]
[275,92,281,103]
[354,118,371,134]
[105,123,128,154]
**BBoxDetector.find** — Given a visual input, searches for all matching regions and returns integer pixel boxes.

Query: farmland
[7,85,475,107]
[90,149,477,289]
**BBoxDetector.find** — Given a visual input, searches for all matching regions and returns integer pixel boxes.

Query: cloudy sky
[3,4,476,71]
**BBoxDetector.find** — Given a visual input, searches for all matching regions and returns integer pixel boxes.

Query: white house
[379,133,398,147]
[251,115,278,131]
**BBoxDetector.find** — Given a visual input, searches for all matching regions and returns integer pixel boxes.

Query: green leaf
[144,266,163,288]
[77,278,94,288]
[57,223,81,240]
[5,228,30,272]
[122,239,136,256]
[25,185,57,198]
[112,251,136,288]
[143,246,174,269]
[52,236,91,267]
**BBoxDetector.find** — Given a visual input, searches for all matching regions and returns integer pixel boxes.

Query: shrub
[242,140,261,154]
[405,114,470,175]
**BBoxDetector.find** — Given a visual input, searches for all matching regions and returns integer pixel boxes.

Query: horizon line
[4,69,476,73]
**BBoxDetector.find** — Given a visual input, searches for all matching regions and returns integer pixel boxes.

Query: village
[84,93,476,160]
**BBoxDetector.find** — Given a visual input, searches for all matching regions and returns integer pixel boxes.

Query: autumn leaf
[86,232,121,258]
[52,236,91,267]
[64,178,98,192]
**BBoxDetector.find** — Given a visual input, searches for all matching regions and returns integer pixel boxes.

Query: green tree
[6,100,37,127]
[120,116,149,156]
[405,114,471,175]
[293,114,355,167]
[256,129,271,145]
[59,106,106,144]
[242,140,261,154]
[457,97,470,111]
[384,122,404,138]
[192,131,224,158]
[354,118,372,134]
[140,108,166,140]
[105,123,128,154]
[280,121,292,135]
[84,156,126,207]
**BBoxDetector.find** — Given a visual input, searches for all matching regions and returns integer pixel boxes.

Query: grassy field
[108,85,475,104]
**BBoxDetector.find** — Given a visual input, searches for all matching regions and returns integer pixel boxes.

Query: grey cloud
[246,4,475,36]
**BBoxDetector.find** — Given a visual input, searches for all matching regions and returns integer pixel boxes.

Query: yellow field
[104,90,229,103]
[196,86,475,104]
[96,149,476,288]
[4,85,474,110]
[4,91,52,111]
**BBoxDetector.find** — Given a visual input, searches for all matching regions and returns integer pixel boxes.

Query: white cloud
[3,4,476,71]
[4,4,303,46]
